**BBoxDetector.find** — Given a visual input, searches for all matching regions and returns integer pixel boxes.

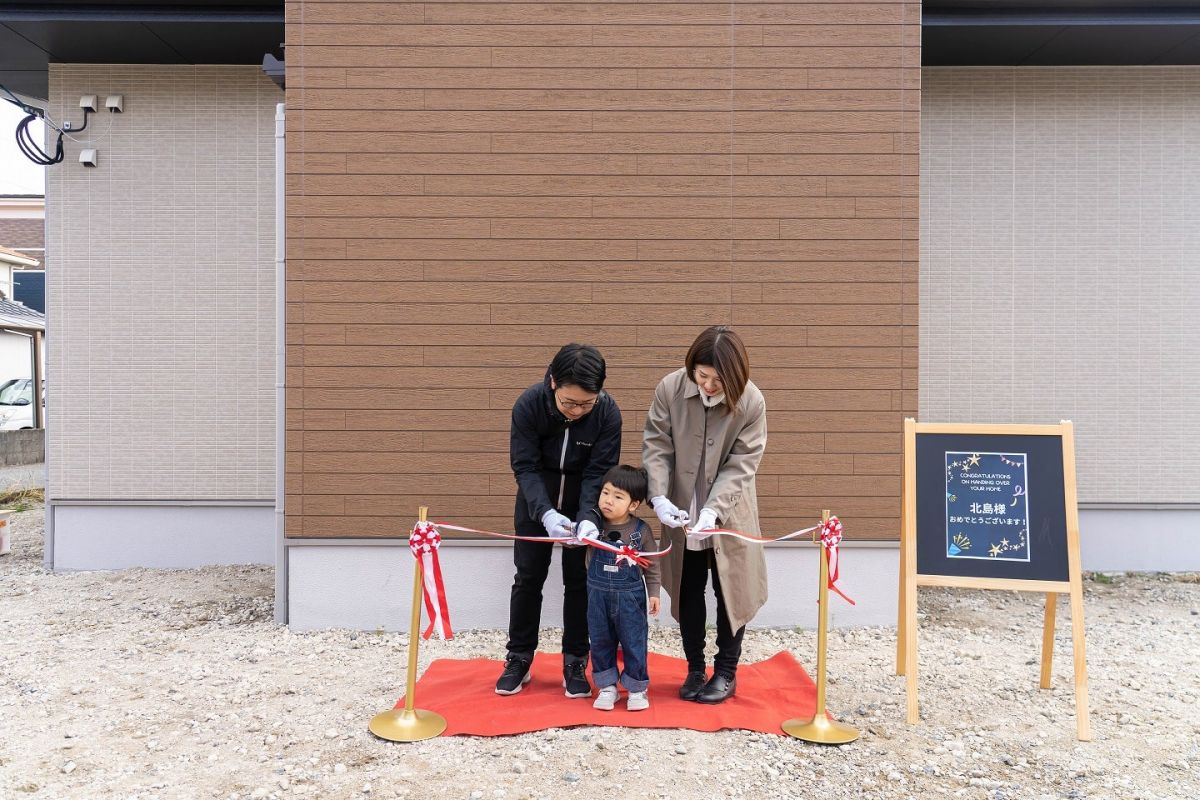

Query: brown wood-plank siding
[285,0,919,540]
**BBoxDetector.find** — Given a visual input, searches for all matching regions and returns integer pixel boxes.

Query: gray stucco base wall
[43,505,1195,617]
[1078,508,1200,572]
[288,541,900,633]
[50,504,274,571]
[287,508,1200,631]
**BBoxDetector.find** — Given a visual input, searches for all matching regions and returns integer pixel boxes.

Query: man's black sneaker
[495,654,533,695]
[562,659,592,698]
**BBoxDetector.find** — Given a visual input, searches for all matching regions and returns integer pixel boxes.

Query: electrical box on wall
[79,148,98,167]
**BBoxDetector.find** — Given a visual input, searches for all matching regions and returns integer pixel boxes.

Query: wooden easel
[897,420,1092,741]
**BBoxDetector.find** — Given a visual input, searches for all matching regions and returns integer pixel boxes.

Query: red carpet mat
[394,651,820,737]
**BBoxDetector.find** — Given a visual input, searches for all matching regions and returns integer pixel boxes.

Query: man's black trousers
[505,536,590,660]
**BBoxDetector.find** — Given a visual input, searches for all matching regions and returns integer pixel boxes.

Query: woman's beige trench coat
[641,367,768,632]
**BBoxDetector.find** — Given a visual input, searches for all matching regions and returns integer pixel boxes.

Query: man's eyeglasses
[556,391,597,411]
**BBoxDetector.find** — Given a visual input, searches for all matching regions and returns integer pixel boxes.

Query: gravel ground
[2,504,1198,800]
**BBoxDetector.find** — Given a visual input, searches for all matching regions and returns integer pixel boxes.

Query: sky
[0,101,48,195]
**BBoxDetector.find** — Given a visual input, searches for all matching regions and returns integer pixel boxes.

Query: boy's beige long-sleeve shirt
[585,515,661,598]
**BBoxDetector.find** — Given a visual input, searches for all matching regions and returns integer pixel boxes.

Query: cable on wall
[0,82,91,166]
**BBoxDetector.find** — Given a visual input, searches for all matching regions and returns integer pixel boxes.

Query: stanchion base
[782,714,860,745]
[368,708,447,742]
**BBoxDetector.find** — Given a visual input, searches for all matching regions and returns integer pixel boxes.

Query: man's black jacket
[510,371,623,533]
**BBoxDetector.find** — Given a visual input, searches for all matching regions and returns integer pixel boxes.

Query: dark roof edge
[926,8,1200,26]
[0,4,282,24]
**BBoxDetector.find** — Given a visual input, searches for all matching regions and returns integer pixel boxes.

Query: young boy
[584,465,661,711]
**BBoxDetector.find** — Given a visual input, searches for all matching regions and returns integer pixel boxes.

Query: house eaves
[0,1,284,99]
[925,1,1200,65]
[0,245,40,269]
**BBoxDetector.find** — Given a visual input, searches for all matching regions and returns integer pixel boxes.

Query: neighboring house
[0,195,45,269]
[0,245,37,292]
[0,196,46,313]
[0,297,45,385]
[0,1,1196,631]
[0,247,45,389]
[12,270,43,314]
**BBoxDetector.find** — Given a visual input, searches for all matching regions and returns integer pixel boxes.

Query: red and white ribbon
[431,521,577,545]
[431,521,671,568]
[409,521,454,640]
[682,524,819,544]
[683,517,855,604]
[818,516,855,606]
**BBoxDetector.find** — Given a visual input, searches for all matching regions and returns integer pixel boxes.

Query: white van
[0,378,44,430]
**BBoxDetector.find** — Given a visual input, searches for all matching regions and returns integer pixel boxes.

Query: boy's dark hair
[602,465,649,504]
[548,343,607,394]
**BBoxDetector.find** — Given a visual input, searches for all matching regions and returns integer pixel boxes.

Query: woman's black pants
[678,547,745,678]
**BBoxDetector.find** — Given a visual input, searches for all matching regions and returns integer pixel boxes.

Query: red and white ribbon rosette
[409,521,454,640]
[615,544,648,568]
[818,516,855,605]
[573,529,670,568]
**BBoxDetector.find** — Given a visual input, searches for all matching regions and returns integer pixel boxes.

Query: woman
[642,326,767,704]
[497,343,623,699]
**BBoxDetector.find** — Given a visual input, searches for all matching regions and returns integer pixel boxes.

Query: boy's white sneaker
[627,691,649,711]
[593,685,618,711]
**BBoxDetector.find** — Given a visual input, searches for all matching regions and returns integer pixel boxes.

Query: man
[497,343,622,698]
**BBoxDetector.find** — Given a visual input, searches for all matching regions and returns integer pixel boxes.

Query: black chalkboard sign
[898,420,1091,741]
[915,432,1070,583]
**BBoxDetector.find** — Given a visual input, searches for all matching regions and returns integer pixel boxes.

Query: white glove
[541,509,574,539]
[688,508,719,541]
[650,496,691,529]
[574,519,599,544]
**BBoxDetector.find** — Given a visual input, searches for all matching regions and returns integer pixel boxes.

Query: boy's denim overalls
[587,520,651,692]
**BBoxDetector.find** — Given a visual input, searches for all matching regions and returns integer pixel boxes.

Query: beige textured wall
[921,67,1200,504]
[47,65,281,500]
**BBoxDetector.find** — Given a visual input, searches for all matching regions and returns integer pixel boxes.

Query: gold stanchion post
[783,509,860,745]
[368,506,448,742]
